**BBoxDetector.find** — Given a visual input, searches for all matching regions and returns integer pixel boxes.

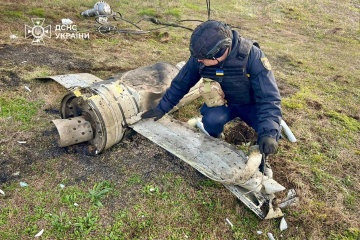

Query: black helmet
[189,20,233,59]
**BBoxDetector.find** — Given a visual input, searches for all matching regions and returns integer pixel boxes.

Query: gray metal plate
[37,73,103,89]
[130,116,268,218]
[131,116,248,182]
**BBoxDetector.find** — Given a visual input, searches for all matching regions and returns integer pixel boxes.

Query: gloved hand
[258,136,278,156]
[141,108,165,121]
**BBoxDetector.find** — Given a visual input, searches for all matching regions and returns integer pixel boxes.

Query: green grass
[20,67,55,82]
[27,8,46,17]
[0,0,359,239]
[0,97,43,130]
[138,8,158,17]
[127,174,143,185]
[329,228,360,240]
[0,180,112,239]
[2,10,25,19]
[88,181,113,207]
[60,186,86,207]
[164,8,182,18]
[325,111,360,132]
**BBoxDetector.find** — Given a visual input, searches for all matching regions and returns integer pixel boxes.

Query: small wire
[81,1,215,35]
[206,0,211,20]
[140,17,194,31]
[112,13,143,30]
[92,13,199,35]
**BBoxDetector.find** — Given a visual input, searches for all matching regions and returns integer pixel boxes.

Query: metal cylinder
[52,116,94,147]
[49,62,200,153]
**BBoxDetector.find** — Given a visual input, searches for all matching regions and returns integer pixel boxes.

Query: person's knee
[202,111,228,137]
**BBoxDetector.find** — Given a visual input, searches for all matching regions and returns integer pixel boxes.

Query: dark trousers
[200,103,258,137]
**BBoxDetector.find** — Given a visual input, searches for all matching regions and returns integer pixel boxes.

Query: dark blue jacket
[157,30,282,139]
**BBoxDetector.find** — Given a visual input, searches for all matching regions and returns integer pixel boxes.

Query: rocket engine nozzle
[52,116,94,147]
[81,1,112,17]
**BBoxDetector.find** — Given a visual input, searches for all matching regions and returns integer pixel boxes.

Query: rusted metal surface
[46,62,200,153]
[52,116,93,147]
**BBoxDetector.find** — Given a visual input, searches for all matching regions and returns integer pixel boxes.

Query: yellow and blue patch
[216,69,224,76]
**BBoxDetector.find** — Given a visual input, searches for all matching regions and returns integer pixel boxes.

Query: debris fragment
[187,117,199,127]
[267,232,276,240]
[225,218,233,228]
[280,217,288,231]
[10,35,17,40]
[256,230,263,235]
[17,141,26,144]
[196,120,210,136]
[262,178,286,194]
[20,182,28,187]
[12,171,20,176]
[175,61,186,69]
[34,229,44,238]
[280,119,297,142]
[265,204,284,219]
[59,184,65,189]
[61,18,73,25]
[24,86,32,92]
[74,203,79,207]
[0,189,5,196]
[279,189,299,208]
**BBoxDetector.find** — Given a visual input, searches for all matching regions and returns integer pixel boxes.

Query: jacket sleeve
[157,57,202,113]
[247,46,282,140]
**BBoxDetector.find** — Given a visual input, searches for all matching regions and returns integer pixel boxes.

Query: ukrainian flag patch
[216,69,224,76]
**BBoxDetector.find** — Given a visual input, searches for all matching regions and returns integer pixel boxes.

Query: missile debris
[39,61,288,219]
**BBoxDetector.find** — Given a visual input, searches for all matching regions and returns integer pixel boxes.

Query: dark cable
[87,2,210,35]
[142,17,194,31]
[113,13,143,30]
[206,0,211,20]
